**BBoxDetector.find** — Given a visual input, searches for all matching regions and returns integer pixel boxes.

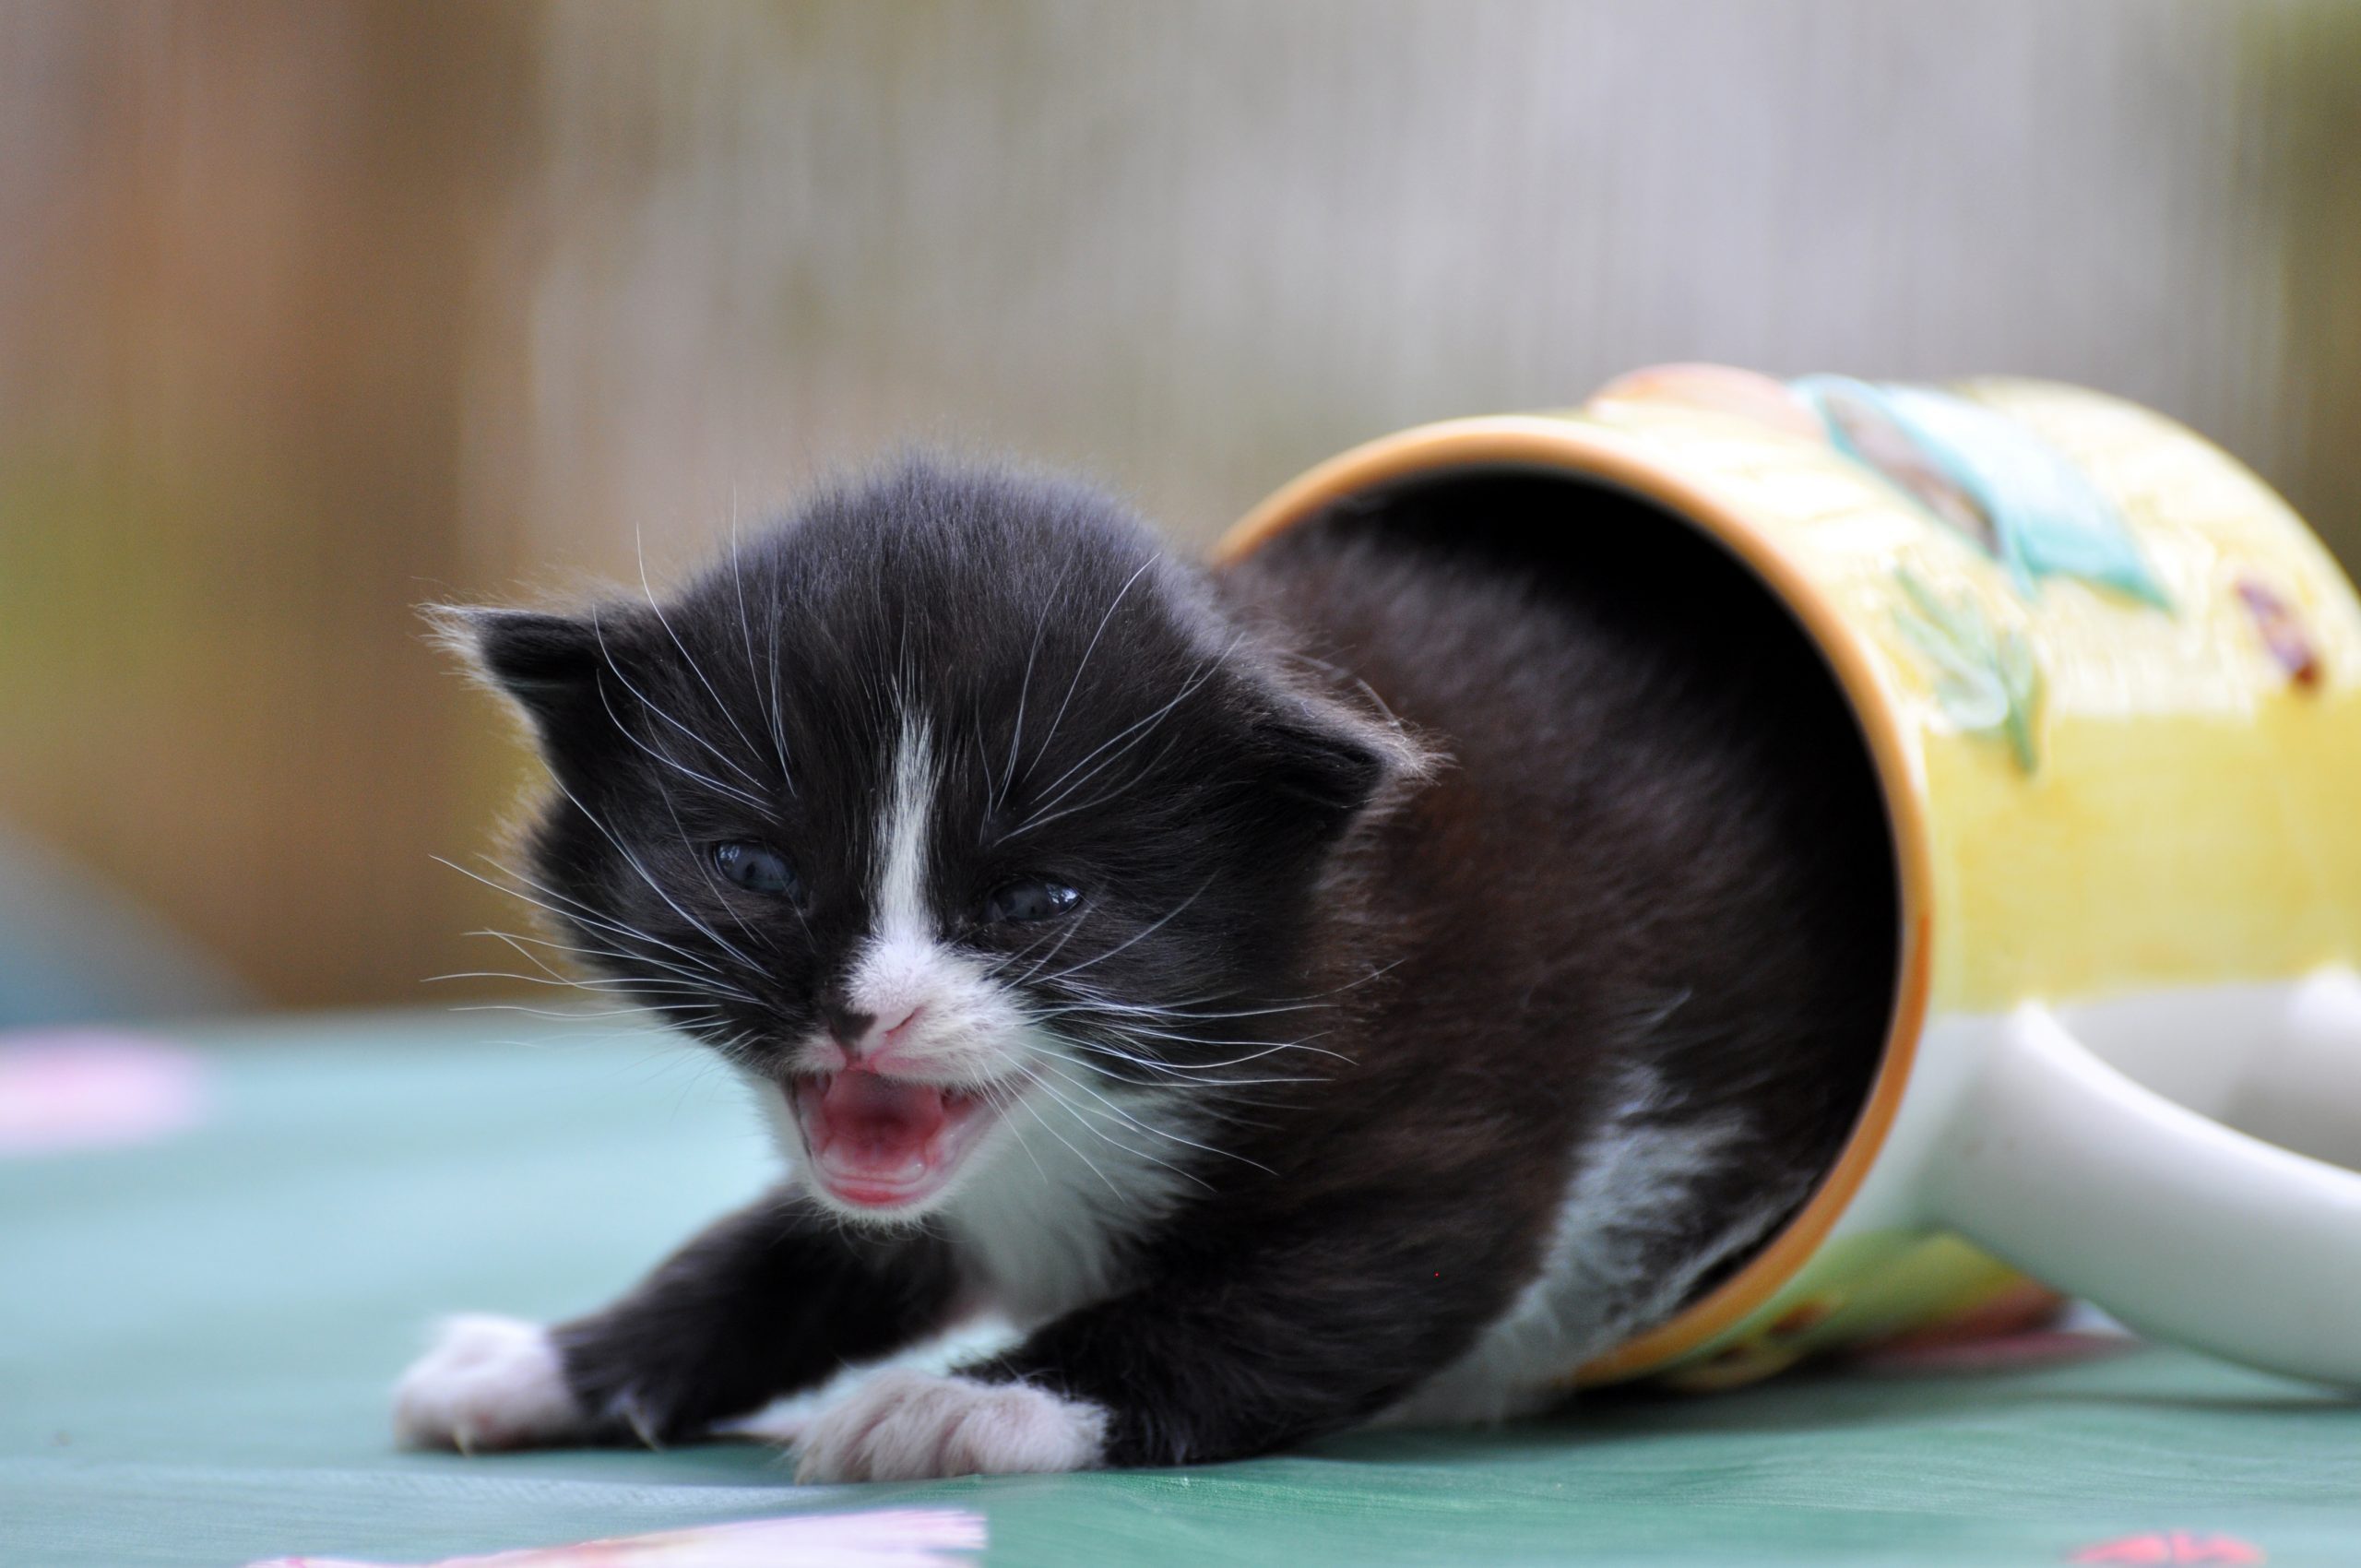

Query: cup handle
[2224,967,2361,1171]
[1928,1000,2361,1387]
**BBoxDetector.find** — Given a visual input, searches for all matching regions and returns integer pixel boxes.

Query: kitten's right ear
[423,603,639,734]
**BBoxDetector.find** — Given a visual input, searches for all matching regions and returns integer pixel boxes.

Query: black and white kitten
[396,457,1894,1480]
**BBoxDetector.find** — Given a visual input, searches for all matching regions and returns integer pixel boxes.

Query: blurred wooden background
[1,0,2355,1011]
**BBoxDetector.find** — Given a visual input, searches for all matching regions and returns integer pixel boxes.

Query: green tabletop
[4,1012,2356,1567]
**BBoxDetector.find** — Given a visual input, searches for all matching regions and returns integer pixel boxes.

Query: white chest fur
[1381,1070,1796,1427]
[943,1082,1203,1324]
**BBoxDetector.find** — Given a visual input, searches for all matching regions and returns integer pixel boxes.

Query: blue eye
[713,841,801,899]
[986,879,1081,924]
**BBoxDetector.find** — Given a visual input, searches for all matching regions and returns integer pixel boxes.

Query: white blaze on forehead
[874,714,938,946]
[842,713,949,1029]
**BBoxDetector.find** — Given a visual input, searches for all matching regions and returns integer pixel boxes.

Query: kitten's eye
[713,840,801,899]
[985,878,1081,924]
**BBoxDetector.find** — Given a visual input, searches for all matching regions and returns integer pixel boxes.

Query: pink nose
[825,1004,923,1062]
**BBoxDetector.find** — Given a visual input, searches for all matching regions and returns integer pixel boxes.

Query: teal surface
[5,1013,2359,1567]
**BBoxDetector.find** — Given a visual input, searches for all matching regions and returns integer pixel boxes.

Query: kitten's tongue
[798,1071,951,1198]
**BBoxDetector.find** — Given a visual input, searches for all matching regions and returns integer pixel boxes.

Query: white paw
[393,1313,587,1452]
[793,1369,1108,1483]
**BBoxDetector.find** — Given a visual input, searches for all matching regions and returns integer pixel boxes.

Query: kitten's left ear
[1253,688,1431,829]
[422,602,645,736]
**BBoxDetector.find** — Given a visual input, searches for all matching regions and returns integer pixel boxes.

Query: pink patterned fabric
[248,1509,988,1568]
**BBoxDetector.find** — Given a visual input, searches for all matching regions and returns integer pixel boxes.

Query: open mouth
[789,1069,1010,1210]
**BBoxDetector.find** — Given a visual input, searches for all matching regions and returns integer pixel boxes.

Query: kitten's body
[397,459,1893,1478]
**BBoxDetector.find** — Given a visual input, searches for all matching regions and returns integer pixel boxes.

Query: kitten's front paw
[793,1369,1108,1483]
[393,1313,588,1453]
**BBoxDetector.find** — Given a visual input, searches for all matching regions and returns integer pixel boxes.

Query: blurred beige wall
[1,0,2355,1010]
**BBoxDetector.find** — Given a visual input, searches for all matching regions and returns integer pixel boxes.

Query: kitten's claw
[793,1369,1108,1483]
[393,1313,588,1453]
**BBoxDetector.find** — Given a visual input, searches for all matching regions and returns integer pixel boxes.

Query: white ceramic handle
[2227,968,2361,1171]
[1930,1002,2361,1387]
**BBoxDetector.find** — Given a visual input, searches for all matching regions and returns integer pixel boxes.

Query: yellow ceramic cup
[1216,366,2361,1391]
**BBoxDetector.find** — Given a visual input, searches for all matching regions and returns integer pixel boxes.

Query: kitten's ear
[1253,690,1430,829]
[423,603,641,735]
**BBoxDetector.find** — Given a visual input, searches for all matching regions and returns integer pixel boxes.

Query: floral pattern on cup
[2236,576,2322,690]
[1892,569,2044,773]
[1797,376,2172,612]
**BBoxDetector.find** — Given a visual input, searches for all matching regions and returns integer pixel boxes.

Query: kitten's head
[435,457,1412,1221]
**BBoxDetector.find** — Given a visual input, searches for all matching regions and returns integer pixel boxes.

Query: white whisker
[729,504,799,797]
[546,777,766,973]
[592,671,771,811]
[636,523,775,789]
[1034,1057,1264,1175]
[1006,1086,1126,1203]
[448,1003,723,1023]
[1025,877,1215,992]
[1055,1032,1323,1090]
[1021,557,1156,787]
[1000,726,1191,841]
[423,969,751,1002]
[467,928,736,995]
[1026,1073,1218,1190]
[587,605,768,795]
[1008,652,1224,833]
[435,855,729,980]
[651,776,786,956]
